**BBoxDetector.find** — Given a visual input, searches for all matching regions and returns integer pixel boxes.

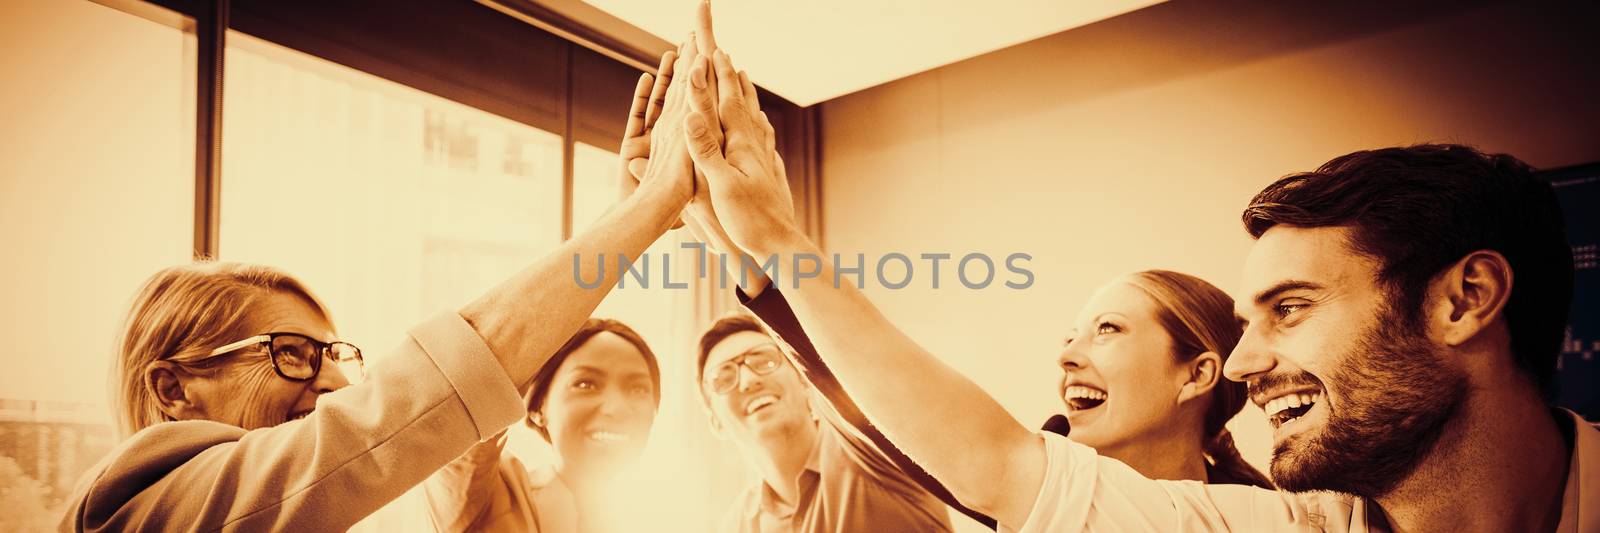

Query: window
[220,32,564,363]
[3,1,812,529]
[0,0,194,527]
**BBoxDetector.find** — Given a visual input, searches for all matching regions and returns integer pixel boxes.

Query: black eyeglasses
[207,332,364,382]
[702,345,785,394]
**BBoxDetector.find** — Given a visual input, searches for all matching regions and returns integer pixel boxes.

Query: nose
[311,361,351,393]
[1224,322,1274,383]
[736,363,765,393]
[597,386,630,417]
[1058,339,1090,373]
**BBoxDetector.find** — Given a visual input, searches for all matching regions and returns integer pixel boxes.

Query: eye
[1274,301,1310,321]
[1096,322,1121,335]
[628,384,652,396]
[572,379,597,391]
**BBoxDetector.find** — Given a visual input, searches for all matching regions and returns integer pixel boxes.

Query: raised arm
[62,46,702,533]
[679,50,1045,528]
[462,41,699,388]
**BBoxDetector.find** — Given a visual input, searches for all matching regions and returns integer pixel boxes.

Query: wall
[818,0,1600,508]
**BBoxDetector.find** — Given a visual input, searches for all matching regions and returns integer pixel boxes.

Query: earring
[530,412,545,427]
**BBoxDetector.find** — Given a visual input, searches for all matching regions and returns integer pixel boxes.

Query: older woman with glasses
[59,43,702,532]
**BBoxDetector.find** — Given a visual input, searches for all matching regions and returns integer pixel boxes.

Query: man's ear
[1177,352,1222,405]
[703,406,727,439]
[1430,250,1513,347]
[145,360,203,422]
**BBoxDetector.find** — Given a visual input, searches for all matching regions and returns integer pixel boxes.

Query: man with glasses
[696,311,956,533]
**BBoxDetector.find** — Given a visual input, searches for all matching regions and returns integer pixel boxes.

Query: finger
[685,111,738,177]
[618,160,640,199]
[712,50,742,113]
[694,0,718,56]
[643,51,676,129]
[665,36,695,109]
[688,53,717,118]
[627,158,648,181]
[739,70,760,114]
[757,110,777,153]
[682,31,717,113]
[623,73,652,138]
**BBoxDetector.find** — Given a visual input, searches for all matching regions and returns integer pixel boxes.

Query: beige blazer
[59,312,526,532]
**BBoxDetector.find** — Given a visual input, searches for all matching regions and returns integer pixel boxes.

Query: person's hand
[684,49,802,258]
[616,49,684,227]
[675,0,747,264]
[630,37,701,211]
[619,49,676,188]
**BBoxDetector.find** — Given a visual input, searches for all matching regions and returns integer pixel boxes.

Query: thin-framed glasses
[208,333,364,382]
[703,345,785,394]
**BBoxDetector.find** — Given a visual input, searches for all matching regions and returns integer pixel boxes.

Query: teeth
[744,395,778,415]
[1062,386,1107,401]
[588,431,627,442]
[1264,392,1324,420]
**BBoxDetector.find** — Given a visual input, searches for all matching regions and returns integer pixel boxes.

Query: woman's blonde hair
[112,261,329,438]
[1123,269,1272,488]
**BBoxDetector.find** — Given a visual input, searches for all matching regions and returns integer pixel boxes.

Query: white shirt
[1010,409,1600,532]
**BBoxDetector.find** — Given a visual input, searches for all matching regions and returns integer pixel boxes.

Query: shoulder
[97,420,247,483]
[63,420,247,530]
[715,484,762,533]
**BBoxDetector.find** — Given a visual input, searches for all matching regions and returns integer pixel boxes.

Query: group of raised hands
[615,0,804,271]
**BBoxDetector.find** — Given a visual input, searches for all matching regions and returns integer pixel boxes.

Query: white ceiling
[577,0,1165,107]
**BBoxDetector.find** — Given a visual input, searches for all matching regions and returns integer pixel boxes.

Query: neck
[556,461,613,515]
[1099,419,1210,482]
[745,419,820,506]
[1375,383,1568,533]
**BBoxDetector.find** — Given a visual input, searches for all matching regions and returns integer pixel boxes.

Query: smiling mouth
[1062,385,1107,412]
[587,430,630,443]
[743,394,778,416]
[1262,390,1324,428]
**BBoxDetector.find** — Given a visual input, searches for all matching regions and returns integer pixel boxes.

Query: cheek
[629,397,657,430]
[1283,308,1365,374]
[1098,351,1185,415]
[545,392,597,438]
[226,362,300,428]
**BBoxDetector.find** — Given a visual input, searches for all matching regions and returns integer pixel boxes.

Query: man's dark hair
[696,313,768,383]
[1242,143,1573,398]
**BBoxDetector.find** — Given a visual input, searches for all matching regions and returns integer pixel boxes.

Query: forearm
[739,286,997,528]
[461,183,682,387]
[749,233,1043,524]
[423,432,513,532]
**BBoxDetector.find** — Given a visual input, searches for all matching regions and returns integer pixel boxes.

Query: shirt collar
[747,431,825,522]
[1556,408,1598,533]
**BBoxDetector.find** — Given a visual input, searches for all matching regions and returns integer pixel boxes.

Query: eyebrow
[1251,280,1325,307]
[704,343,783,375]
[1093,312,1128,323]
[571,363,651,375]
[739,343,780,355]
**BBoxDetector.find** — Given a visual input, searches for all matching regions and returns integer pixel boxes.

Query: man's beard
[1269,301,1467,498]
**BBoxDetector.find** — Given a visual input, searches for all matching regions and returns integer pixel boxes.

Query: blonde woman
[59,44,698,531]
[1049,270,1269,488]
